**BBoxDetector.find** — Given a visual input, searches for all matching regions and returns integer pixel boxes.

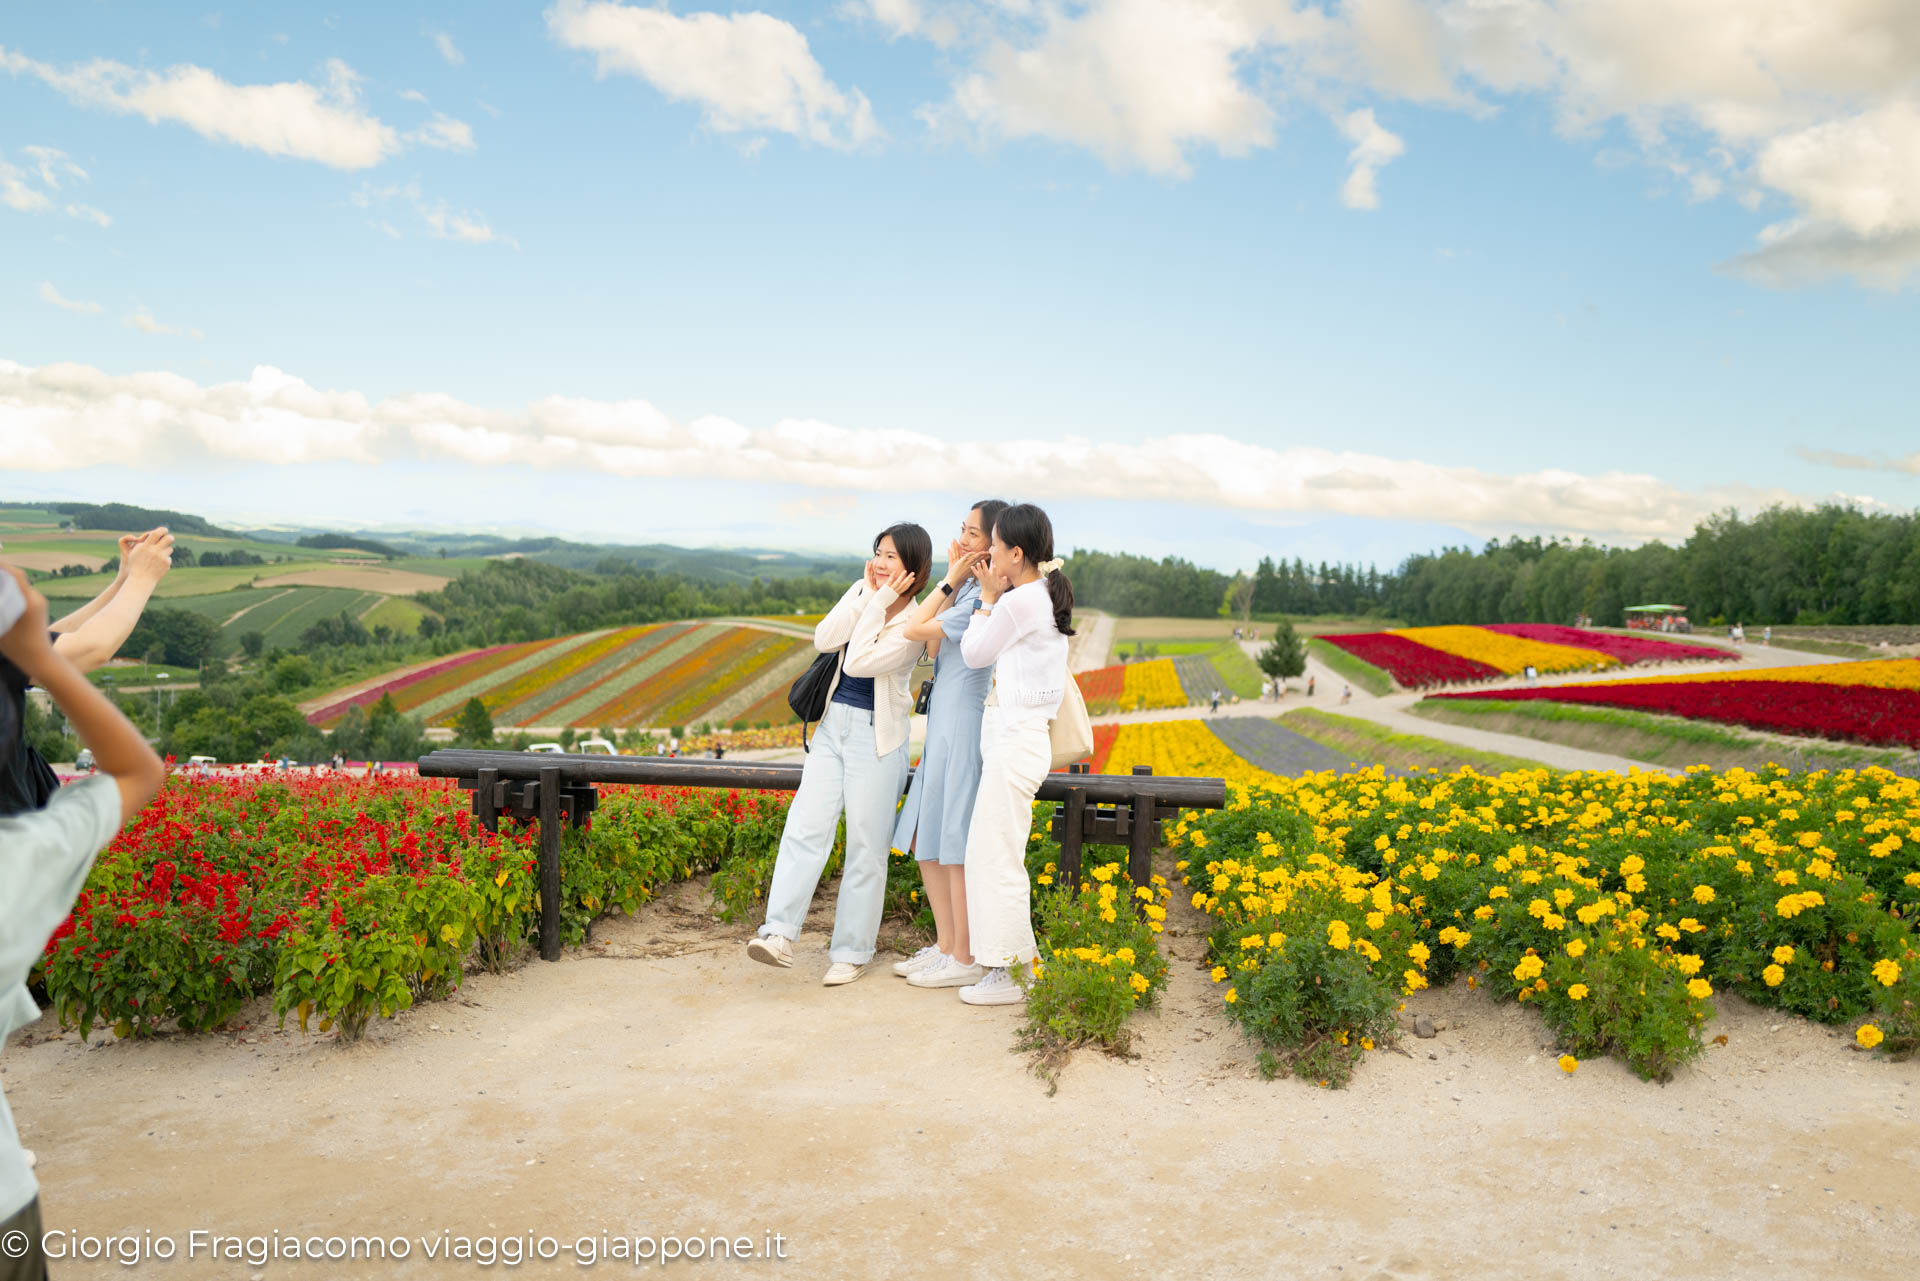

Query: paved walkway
[1070,609,1116,673]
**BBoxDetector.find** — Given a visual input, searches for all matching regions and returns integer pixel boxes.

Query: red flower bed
[1320,633,1501,688]
[1483,624,1735,666]
[1076,664,1126,713]
[1087,723,1121,774]
[1432,680,1920,749]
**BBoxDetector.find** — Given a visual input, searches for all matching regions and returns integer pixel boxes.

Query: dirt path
[1070,610,1116,673]
[8,866,1914,1280]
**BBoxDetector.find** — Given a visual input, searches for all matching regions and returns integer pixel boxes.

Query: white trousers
[963,707,1047,968]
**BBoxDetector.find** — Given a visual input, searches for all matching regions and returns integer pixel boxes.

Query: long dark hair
[971,498,1009,546]
[876,522,933,595]
[993,503,1074,635]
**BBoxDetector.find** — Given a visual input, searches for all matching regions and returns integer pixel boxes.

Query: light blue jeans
[758,701,909,964]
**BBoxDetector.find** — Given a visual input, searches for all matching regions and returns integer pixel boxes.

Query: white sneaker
[909,956,986,988]
[892,945,943,977]
[957,966,1026,1006]
[823,961,869,986]
[22,1149,34,1170]
[747,935,793,968]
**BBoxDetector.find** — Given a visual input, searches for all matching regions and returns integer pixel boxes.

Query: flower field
[306,622,821,732]
[1429,658,1920,749]
[1073,659,1188,713]
[1075,664,1126,714]
[1172,764,1919,1085]
[1319,624,1733,690]
[36,773,793,1040]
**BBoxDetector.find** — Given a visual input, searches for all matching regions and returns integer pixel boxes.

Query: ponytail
[992,503,1075,636]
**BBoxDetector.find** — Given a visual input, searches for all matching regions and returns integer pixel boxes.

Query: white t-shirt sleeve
[0,775,122,987]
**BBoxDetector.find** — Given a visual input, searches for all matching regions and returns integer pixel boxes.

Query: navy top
[832,671,875,711]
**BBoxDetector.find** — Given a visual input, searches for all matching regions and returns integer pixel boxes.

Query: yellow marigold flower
[1679,918,1705,933]
[1488,886,1510,899]
[1655,923,1681,941]
[1558,1054,1578,1073]
[1366,911,1386,930]
[1686,978,1714,1000]
[1360,1037,1375,1051]
[1114,947,1136,965]
[1566,939,1587,959]
[1210,965,1227,983]
[1857,1023,1884,1049]
[1239,934,1262,950]
[1512,954,1544,982]
[1774,869,1799,886]
[1223,987,1237,1004]
[1872,958,1902,987]
[1692,885,1716,904]
[1567,984,1588,1001]
[1407,942,1431,966]
[1267,932,1286,949]
[1191,891,1208,909]
[1762,964,1785,987]
[1327,921,1352,950]
[1675,954,1704,976]
[1129,972,1150,994]
[1772,945,1795,965]
[1403,969,1428,992]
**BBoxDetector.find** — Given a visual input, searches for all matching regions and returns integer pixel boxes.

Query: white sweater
[961,578,1069,728]
[813,578,926,757]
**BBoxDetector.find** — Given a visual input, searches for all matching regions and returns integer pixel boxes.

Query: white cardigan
[813,578,926,757]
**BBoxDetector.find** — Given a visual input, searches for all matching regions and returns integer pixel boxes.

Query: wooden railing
[416,750,1228,961]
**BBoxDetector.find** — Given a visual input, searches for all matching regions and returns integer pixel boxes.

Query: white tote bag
[1048,675,1094,770]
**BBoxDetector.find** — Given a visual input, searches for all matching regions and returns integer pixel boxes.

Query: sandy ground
[0,550,108,572]
[1069,610,1116,674]
[253,567,450,594]
[6,858,1915,1281]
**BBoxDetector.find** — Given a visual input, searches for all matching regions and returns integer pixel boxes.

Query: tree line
[1067,505,1920,627]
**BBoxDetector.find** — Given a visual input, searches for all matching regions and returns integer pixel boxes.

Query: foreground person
[954,504,1074,1007]
[890,500,1006,990]
[1,567,166,1280]
[747,524,932,986]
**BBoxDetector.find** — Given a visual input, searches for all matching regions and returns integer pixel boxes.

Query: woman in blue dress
[889,499,1006,990]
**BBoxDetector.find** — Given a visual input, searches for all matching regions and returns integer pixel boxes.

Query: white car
[526,742,565,754]
[575,738,618,755]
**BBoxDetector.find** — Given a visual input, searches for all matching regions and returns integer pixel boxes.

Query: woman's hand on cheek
[883,567,915,597]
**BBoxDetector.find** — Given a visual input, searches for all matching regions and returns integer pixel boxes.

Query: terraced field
[307,621,822,731]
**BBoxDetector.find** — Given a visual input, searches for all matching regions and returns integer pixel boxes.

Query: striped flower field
[1428,658,1920,749]
[1320,624,1735,690]
[306,622,821,731]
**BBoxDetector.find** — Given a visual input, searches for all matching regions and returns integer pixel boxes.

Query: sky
[4,1,1918,572]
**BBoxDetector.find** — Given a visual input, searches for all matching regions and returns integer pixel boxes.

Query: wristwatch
[939,581,955,597]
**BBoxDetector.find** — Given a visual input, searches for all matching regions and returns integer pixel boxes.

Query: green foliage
[1227,936,1399,1087]
[1257,618,1307,681]
[123,606,222,667]
[454,696,495,748]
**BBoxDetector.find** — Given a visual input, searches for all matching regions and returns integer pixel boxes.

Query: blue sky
[5,1,1918,570]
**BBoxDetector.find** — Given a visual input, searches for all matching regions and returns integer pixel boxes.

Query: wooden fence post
[538,766,563,962]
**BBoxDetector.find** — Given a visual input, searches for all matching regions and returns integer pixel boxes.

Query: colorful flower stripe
[390,637,563,720]
[487,626,659,724]
[740,677,805,728]
[579,627,754,727]
[1088,723,1121,774]
[1525,656,1920,692]
[1483,624,1736,666]
[499,626,683,728]
[308,643,517,726]
[647,629,774,727]
[1392,625,1619,676]
[1320,633,1500,689]
[1100,720,1290,790]
[538,624,715,727]
[1121,658,1186,710]
[1075,664,1126,714]
[701,636,813,725]
[1433,677,1920,748]
[418,631,608,726]
[1172,655,1224,702]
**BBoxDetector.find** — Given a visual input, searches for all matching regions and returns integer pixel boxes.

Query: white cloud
[881,1,1920,286]
[399,88,430,104]
[430,31,466,66]
[2,144,111,225]
[547,0,882,149]
[1338,107,1403,209]
[406,111,476,151]
[0,356,1829,544]
[0,46,399,169]
[38,282,103,315]
[352,180,514,247]
[124,307,204,340]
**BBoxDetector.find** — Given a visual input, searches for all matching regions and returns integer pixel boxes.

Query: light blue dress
[891,578,990,865]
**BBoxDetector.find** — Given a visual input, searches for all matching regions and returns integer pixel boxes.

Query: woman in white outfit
[954,503,1074,1007]
[748,523,932,986]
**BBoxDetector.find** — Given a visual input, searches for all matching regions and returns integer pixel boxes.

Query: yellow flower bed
[1390,625,1619,675]
[1119,658,1187,710]
[1100,719,1287,787]
[1170,762,1919,1083]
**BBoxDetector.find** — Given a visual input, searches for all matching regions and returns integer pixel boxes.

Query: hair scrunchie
[1036,558,1064,575]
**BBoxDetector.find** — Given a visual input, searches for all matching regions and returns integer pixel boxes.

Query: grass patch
[1412,698,1920,776]
[1760,637,1881,659]
[91,663,201,687]
[1207,641,1265,699]
[1305,637,1395,697]
[1280,708,1546,775]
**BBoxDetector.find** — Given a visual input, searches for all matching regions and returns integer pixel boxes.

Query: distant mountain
[48,502,237,538]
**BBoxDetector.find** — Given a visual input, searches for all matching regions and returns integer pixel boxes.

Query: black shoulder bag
[787,647,841,751]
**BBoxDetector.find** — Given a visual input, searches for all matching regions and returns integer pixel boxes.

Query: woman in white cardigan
[954,503,1074,1006]
[748,523,933,986]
